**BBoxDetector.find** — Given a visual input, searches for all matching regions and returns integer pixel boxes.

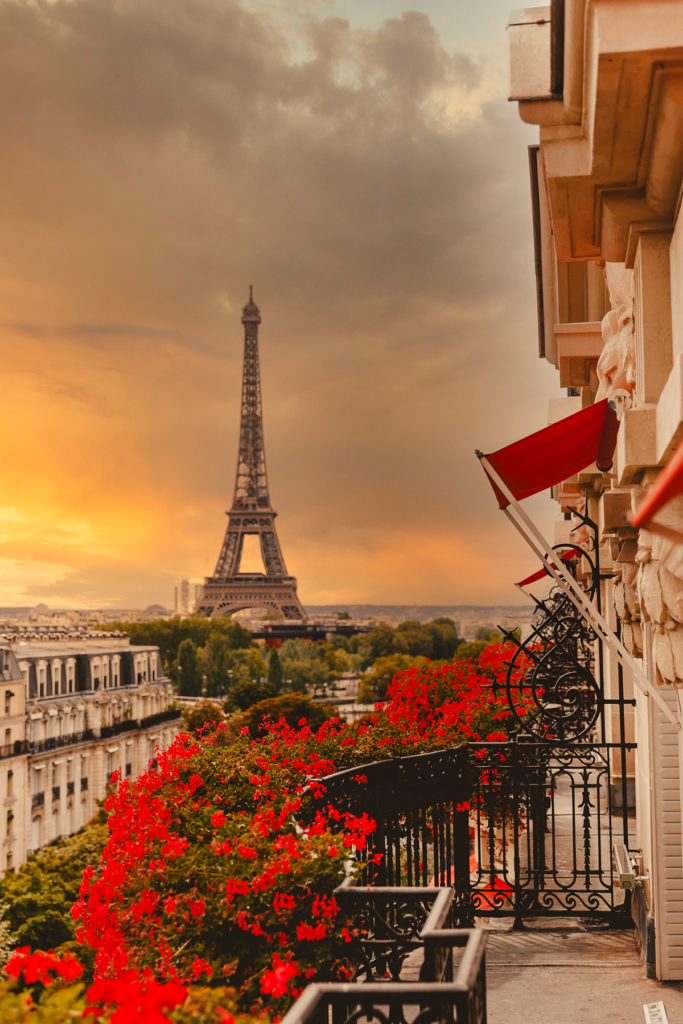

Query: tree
[103,616,252,675]
[204,634,232,697]
[226,679,274,712]
[362,623,399,663]
[267,648,284,692]
[475,626,501,643]
[454,640,490,662]
[0,822,108,952]
[428,618,462,658]
[177,639,203,696]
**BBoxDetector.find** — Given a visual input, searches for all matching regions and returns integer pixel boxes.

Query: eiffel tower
[196,289,307,621]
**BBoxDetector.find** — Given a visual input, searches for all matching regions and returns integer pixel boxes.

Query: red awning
[481,399,619,509]
[632,437,683,529]
[517,549,579,588]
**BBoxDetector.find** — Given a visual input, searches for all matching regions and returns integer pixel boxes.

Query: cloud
[0,0,555,608]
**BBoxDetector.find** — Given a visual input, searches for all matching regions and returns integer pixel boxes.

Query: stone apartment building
[0,630,180,872]
[505,0,683,979]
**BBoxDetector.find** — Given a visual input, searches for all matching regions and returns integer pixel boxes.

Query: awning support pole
[479,455,680,730]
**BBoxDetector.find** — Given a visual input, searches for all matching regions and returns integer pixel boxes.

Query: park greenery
[105,614,510,710]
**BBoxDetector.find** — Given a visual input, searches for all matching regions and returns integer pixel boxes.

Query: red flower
[260,955,299,998]
[211,811,226,828]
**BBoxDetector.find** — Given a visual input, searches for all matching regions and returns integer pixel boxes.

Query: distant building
[0,630,181,872]
[175,580,190,616]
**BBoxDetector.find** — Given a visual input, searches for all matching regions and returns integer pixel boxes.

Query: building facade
[508,0,683,978]
[0,630,181,873]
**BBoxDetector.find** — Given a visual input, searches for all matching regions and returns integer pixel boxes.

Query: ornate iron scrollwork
[496,542,603,742]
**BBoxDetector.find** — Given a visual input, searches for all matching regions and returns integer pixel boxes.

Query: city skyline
[0,0,559,610]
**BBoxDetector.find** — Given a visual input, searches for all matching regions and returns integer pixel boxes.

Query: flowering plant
[0,946,256,1024]
[73,644,528,1015]
[72,726,377,1016]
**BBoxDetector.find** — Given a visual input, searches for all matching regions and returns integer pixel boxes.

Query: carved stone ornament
[631,490,683,686]
[596,262,636,403]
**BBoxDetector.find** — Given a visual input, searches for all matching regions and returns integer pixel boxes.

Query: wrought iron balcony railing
[279,882,487,1024]
[140,708,182,729]
[0,741,28,761]
[30,730,94,754]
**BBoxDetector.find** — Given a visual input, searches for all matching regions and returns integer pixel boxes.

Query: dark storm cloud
[0,0,553,606]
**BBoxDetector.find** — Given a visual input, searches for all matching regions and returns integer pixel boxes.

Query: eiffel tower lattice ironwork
[196,289,306,621]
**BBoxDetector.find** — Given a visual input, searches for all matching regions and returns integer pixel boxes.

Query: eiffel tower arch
[196,290,307,621]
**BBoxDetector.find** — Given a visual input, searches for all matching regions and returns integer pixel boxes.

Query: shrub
[235,694,336,738]
[182,700,226,736]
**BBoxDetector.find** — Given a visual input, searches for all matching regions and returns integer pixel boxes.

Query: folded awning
[631,437,683,529]
[481,398,619,509]
[517,549,579,588]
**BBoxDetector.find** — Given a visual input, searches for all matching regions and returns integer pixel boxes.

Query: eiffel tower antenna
[195,289,306,621]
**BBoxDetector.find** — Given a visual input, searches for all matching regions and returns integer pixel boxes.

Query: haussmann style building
[499,0,683,981]
[0,629,180,872]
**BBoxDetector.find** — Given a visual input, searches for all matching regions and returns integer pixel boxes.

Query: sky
[0,0,561,610]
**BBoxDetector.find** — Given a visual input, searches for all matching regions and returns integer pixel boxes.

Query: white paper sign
[644,1003,668,1024]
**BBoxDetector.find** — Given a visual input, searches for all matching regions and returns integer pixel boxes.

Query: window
[38,665,46,698]
[33,768,42,795]
[102,659,109,688]
[31,817,40,851]
[67,662,75,694]
[126,762,132,777]
[6,810,13,835]
[53,662,61,694]
[106,752,113,784]
[151,658,156,681]
[80,776,88,792]
[4,729,10,752]
[6,850,13,873]
[4,691,11,716]
[2,650,9,672]
[7,770,13,798]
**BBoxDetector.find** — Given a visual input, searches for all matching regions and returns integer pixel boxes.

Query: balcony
[67,781,75,796]
[0,740,28,761]
[140,708,182,730]
[100,719,138,739]
[30,730,94,754]
[52,786,60,802]
[32,792,44,808]
[80,777,88,792]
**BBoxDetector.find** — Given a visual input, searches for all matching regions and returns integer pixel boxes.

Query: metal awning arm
[478,455,681,730]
